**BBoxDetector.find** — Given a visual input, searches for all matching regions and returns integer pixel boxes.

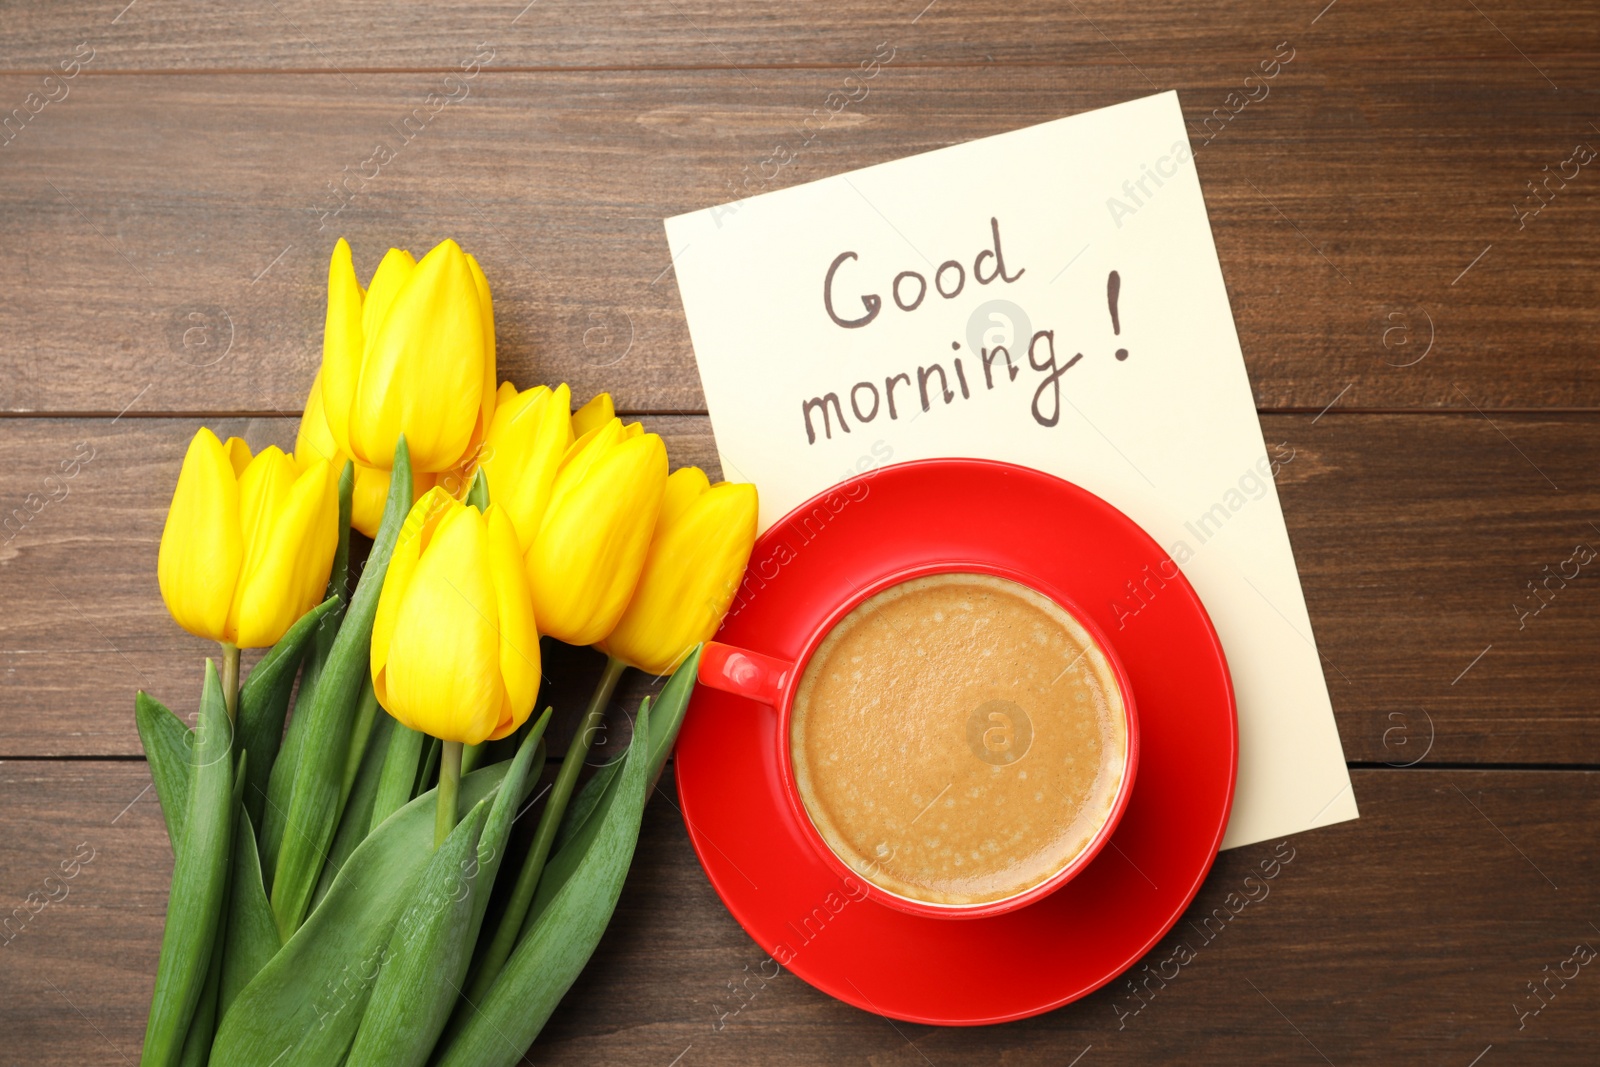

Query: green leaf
[342,799,492,1067]
[139,660,235,1067]
[255,683,304,890]
[178,752,247,1067]
[554,645,701,853]
[339,679,381,811]
[312,711,392,910]
[477,711,551,902]
[415,734,441,798]
[134,692,192,852]
[434,699,652,1067]
[219,804,280,1019]
[209,761,511,1067]
[259,462,354,884]
[459,739,487,776]
[176,924,224,1067]
[436,716,549,1051]
[236,595,338,832]
[270,438,413,940]
[371,721,425,833]
[329,459,355,603]
[350,721,542,1067]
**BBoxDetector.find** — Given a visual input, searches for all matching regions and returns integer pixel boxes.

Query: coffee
[790,572,1127,906]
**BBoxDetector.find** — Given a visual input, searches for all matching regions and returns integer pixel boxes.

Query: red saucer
[675,459,1237,1025]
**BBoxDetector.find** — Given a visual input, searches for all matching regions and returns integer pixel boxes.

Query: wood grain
[2,413,1597,764]
[4,761,1596,1064]
[2,7,1596,1061]
[0,62,1595,415]
[2,0,1596,72]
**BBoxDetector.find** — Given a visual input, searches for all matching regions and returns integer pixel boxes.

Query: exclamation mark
[1108,270,1128,361]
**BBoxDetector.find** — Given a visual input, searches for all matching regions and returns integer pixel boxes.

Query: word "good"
[822,217,1024,329]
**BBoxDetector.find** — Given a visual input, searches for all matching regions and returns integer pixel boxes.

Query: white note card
[665,90,1356,849]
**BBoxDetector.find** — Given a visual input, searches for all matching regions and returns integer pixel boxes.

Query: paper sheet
[664,90,1356,848]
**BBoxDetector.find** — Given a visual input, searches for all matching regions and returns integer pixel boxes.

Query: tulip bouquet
[135,238,758,1067]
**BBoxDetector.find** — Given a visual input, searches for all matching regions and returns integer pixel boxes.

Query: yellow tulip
[296,369,437,538]
[319,238,496,476]
[571,391,614,438]
[600,468,758,675]
[524,418,668,646]
[478,382,573,551]
[371,488,540,744]
[158,427,339,648]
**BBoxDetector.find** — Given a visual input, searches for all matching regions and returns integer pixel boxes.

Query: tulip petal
[351,240,485,473]
[371,516,421,709]
[526,431,668,646]
[484,505,540,740]
[223,437,254,478]
[481,383,571,552]
[659,465,711,527]
[548,417,624,509]
[495,380,519,411]
[373,486,473,715]
[295,370,345,469]
[320,239,366,456]
[230,448,315,645]
[465,253,498,459]
[233,459,340,648]
[571,392,614,438]
[361,247,417,348]
[602,480,757,674]
[235,447,297,572]
[382,503,504,744]
[158,428,245,643]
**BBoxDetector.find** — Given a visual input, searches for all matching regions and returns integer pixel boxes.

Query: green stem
[435,740,463,850]
[220,642,240,723]
[465,655,626,1003]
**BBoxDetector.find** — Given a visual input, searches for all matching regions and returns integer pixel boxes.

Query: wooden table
[3,1,1597,1062]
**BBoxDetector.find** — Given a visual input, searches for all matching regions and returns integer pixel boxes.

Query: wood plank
[2,0,1595,71]
[3,761,1595,1063]
[0,63,1596,415]
[3,413,1598,764]
[1279,410,1600,770]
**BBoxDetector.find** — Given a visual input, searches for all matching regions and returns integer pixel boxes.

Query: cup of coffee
[697,560,1139,920]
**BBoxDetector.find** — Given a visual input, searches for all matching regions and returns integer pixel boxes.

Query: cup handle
[698,641,794,707]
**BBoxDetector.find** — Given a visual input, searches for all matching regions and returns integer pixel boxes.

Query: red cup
[697,559,1140,920]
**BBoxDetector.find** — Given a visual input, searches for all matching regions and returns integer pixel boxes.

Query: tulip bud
[319,238,496,476]
[158,427,340,648]
[524,418,668,647]
[478,382,572,551]
[600,468,758,675]
[371,488,540,745]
